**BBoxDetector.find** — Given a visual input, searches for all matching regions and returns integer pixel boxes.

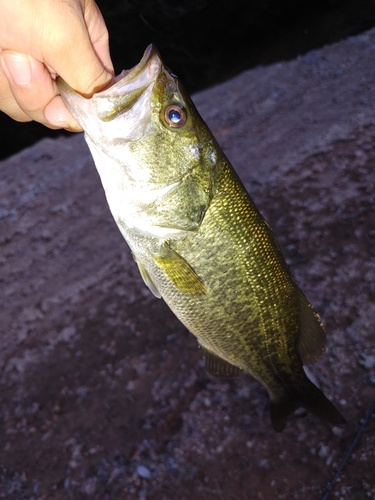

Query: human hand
[0,0,114,131]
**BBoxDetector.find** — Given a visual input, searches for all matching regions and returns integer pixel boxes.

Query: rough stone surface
[1,29,375,500]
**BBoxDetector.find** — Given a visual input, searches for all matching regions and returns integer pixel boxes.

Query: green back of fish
[137,151,314,391]
[138,154,345,430]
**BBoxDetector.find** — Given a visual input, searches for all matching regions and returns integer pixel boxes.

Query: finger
[0,53,32,122]
[0,51,79,129]
[84,0,114,75]
[43,0,114,96]
[44,95,82,132]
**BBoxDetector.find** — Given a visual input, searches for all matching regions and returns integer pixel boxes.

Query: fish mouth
[112,44,159,87]
[92,45,161,122]
[57,44,161,123]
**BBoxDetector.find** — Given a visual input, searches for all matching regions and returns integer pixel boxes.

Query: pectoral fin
[152,244,206,296]
[203,348,243,378]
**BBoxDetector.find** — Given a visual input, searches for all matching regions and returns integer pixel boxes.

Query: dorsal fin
[203,348,243,378]
[297,291,326,364]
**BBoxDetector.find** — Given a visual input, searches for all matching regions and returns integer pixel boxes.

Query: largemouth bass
[57,45,345,431]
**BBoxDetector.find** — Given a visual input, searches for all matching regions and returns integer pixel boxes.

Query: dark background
[1,0,375,160]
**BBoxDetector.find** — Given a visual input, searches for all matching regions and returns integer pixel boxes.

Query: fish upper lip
[114,44,158,87]
[57,44,159,100]
[57,44,161,123]
[91,45,161,122]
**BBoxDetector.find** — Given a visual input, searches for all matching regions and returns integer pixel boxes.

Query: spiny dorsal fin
[297,291,326,364]
[152,244,206,296]
[203,348,243,378]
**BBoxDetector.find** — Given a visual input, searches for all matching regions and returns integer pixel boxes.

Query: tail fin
[269,379,345,432]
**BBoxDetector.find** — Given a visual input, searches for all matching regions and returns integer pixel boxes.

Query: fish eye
[164,104,186,128]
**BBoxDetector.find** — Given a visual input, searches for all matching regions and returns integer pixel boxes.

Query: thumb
[43,0,114,96]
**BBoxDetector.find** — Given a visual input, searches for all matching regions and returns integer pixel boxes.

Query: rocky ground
[1,26,375,500]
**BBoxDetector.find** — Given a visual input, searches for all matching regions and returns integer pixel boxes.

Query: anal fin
[204,348,243,378]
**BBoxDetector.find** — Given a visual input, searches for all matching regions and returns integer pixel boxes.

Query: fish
[57,45,345,432]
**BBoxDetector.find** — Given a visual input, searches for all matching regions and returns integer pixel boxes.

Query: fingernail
[44,106,80,130]
[49,113,79,130]
[1,53,32,85]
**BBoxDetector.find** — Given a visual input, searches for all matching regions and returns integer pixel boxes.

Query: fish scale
[57,45,345,432]
[166,162,299,379]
